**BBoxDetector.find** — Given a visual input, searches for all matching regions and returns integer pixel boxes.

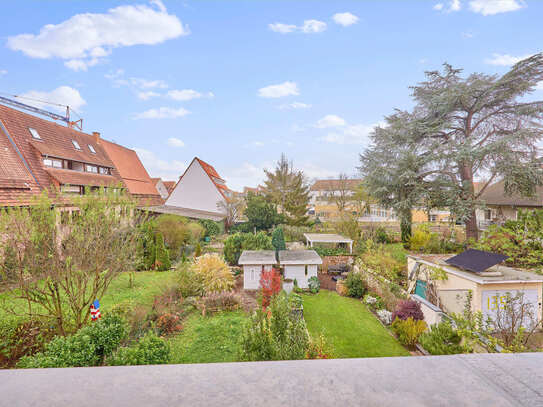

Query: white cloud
[321,123,376,145]
[16,86,86,113]
[278,101,311,110]
[0,69,7,76]
[450,0,462,11]
[332,12,359,26]
[7,0,188,70]
[268,23,297,34]
[130,78,168,89]
[485,53,532,66]
[258,81,299,98]
[167,89,214,101]
[133,147,186,180]
[268,19,326,34]
[434,0,461,12]
[301,20,327,33]
[315,114,346,128]
[469,0,524,15]
[433,3,444,10]
[167,137,185,147]
[137,91,160,100]
[134,106,190,119]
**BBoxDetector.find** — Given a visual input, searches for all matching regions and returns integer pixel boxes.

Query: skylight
[28,128,41,140]
[72,140,81,150]
[88,144,96,154]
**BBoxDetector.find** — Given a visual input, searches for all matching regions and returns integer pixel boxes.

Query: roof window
[88,144,96,154]
[28,128,41,140]
[72,140,81,150]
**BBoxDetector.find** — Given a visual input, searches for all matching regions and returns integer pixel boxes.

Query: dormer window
[72,140,81,150]
[88,144,96,154]
[85,164,98,173]
[29,128,41,140]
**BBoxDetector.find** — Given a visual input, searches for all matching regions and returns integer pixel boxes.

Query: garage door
[481,289,539,328]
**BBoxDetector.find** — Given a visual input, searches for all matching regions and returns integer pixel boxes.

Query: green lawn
[0,270,176,321]
[303,290,409,358]
[168,310,247,364]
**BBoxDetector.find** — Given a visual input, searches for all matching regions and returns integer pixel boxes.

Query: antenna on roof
[0,94,83,131]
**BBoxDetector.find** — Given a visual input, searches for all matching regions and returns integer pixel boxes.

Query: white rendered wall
[166,160,226,214]
[284,264,317,288]
[243,264,272,289]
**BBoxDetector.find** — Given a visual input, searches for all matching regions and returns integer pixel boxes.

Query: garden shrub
[313,246,350,257]
[279,224,312,242]
[419,320,464,355]
[308,276,320,294]
[260,269,282,308]
[374,227,392,244]
[200,291,241,313]
[336,280,348,296]
[223,232,273,265]
[391,300,424,322]
[191,253,234,294]
[156,314,183,336]
[153,233,171,271]
[152,285,183,316]
[345,272,366,298]
[409,224,432,251]
[18,315,128,368]
[363,294,384,311]
[0,318,54,368]
[391,317,427,347]
[198,219,222,237]
[473,210,543,269]
[271,227,286,251]
[194,242,202,257]
[239,293,309,361]
[108,332,170,366]
[177,262,204,298]
[359,240,405,282]
[306,332,334,359]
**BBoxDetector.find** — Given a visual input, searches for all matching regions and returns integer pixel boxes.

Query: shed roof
[279,250,322,265]
[408,254,543,284]
[304,233,353,244]
[238,250,277,265]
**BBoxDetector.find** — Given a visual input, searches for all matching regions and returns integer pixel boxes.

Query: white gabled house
[165,157,231,220]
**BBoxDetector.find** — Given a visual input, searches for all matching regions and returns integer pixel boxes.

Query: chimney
[92,131,100,144]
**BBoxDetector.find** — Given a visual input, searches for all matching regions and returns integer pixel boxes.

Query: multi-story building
[0,102,161,207]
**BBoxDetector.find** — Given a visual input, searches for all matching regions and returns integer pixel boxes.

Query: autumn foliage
[260,268,282,308]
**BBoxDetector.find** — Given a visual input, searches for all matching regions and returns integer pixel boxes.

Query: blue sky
[1,0,542,190]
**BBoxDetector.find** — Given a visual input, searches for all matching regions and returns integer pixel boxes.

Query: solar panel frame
[444,249,508,273]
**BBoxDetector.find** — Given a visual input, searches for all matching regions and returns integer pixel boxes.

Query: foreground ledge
[1,353,542,407]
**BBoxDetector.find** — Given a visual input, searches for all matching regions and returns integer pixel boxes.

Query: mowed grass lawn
[169,311,247,364]
[303,290,409,358]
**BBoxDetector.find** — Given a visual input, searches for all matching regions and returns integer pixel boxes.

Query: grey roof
[3,354,543,406]
[238,250,277,265]
[479,180,543,207]
[279,249,322,265]
[409,254,543,284]
[304,233,353,243]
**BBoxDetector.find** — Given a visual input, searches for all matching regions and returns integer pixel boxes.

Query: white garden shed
[238,250,277,290]
[279,250,322,289]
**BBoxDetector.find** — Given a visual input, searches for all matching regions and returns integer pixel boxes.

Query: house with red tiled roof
[99,138,162,206]
[157,157,231,221]
[0,103,121,206]
[163,180,176,195]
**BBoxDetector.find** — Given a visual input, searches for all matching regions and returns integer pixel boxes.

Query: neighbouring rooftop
[278,249,322,265]
[145,205,226,221]
[238,250,277,265]
[409,253,543,284]
[303,233,353,244]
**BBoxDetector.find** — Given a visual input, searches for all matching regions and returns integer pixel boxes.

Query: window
[305,265,308,276]
[28,128,41,140]
[72,140,81,150]
[99,167,111,175]
[88,144,96,154]
[43,158,62,168]
[85,164,98,173]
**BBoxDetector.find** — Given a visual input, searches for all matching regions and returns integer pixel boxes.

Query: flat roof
[304,233,353,243]
[238,250,277,265]
[408,254,543,284]
[279,249,322,265]
[3,354,542,406]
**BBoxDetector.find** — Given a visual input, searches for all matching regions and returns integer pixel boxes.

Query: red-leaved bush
[391,300,424,322]
[260,268,282,308]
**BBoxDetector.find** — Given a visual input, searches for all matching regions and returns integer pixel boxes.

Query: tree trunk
[400,208,412,243]
[465,209,479,241]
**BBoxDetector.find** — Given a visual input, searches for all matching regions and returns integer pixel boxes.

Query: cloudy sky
[1,0,541,190]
